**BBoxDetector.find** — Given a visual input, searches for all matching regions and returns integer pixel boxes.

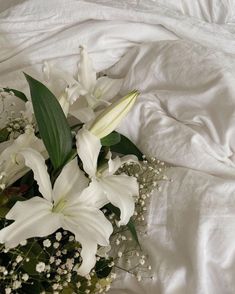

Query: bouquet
[0,47,168,294]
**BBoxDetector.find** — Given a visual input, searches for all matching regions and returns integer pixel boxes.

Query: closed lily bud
[89,90,139,139]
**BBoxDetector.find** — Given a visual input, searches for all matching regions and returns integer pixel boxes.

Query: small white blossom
[12,280,21,289]
[55,232,62,241]
[53,242,60,249]
[117,251,123,258]
[69,236,74,242]
[36,262,46,273]
[22,273,29,281]
[20,240,27,246]
[16,255,23,263]
[43,239,51,248]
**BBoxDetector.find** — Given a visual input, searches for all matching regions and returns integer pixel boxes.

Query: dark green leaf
[7,195,26,207]
[21,241,46,276]
[104,203,120,217]
[0,127,9,142]
[127,217,141,248]
[24,73,72,169]
[97,146,109,168]
[110,132,143,160]
[22,280,45,294]
[3,87,28,102]
[0,194,26,218]
[95,257,113,278]
[101,132,121,146]
[0,206,9,218]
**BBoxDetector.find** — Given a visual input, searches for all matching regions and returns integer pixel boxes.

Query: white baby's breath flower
[43,239,51,248]
[12,280,21,289]
[36,262,46,273]
[55,232,62,241]
[22,273,29,281]
[20,240,27,246]
[16,255,23,263]
[53,242,60,249]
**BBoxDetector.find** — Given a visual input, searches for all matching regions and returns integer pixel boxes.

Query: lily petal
[77,180,108,208]
[105,152,139,176]
[78,46,96,92]
[43,61,76,86]
[76,237,97,276]
[58,93,70,117]
[76,127,101,177]
[70,98,96,122]
[0,197,60,248]
[99,175,138,226]
[62,206,113,276]
[63,206,112,246]
[65,83,87,104]
[94,77,123,102]
[19,148,52,202]
[53,158,89,205]
[0,127,45,187]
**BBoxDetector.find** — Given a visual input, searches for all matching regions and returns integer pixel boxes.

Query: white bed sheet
[1,1,235,293]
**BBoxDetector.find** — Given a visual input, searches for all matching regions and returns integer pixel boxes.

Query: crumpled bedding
[1,1,235,293]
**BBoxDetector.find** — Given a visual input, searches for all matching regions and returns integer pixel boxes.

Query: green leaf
[95,257,113,278]
[22,280,45,294]
[110,132,143,160]
[61,285,76,294]
[127,217,141,248]
[104,203,120,217]
[3,87,28,102]
[0,206,9,218]
[20,241,46,276]
[24,73,72,170]
[101,132,121,146]
[0,127,9,142]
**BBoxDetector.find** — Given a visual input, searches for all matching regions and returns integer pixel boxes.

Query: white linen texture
[1,0,235,293]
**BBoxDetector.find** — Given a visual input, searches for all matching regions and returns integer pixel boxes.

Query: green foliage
[3,87,28,102]
[95,257,113,278]
[0,127,9,142]
[110,132,143,160]
[127,218,141,248]
[24,73,72,170]
[0,189,26,218]
[101,132,121,146]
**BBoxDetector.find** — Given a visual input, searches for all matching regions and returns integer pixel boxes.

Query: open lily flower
[76,127,139,226]
[0,148,113,276]
[43,46,123,122]
[0,125,45,189]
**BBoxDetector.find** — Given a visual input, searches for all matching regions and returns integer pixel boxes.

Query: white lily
[0,125,45,189]
[43,46,123,122]
[0,148,112,276]
[89,90,139,139]
[76,127,139,226]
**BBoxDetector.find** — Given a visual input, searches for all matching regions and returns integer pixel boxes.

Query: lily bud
[89,90,139,139]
